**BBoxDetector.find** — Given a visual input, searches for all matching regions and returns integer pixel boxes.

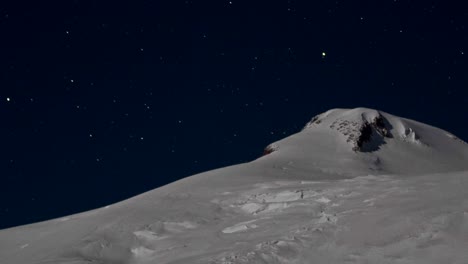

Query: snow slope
[1,108,468,264]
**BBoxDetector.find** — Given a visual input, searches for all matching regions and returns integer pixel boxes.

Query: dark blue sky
[1,0,467,229]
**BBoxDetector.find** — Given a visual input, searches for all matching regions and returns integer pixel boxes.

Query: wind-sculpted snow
[1,108,468,264]
[206,174,468,264]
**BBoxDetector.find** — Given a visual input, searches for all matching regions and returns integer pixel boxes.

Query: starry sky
[1,1,467,229]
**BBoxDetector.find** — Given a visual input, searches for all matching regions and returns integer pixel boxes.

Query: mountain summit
[1,108,468,264]
[261,108,468,176]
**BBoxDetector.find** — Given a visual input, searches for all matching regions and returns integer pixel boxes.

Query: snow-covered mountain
[262,108,468,176]
[1,108,468,264]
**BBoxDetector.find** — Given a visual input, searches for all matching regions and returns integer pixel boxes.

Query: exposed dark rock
[303,115,322,130]
[372,115,391,138]
[263,144,278,156]
[353,113,393,152]
[354,122,373,151]
[310,115,322,124]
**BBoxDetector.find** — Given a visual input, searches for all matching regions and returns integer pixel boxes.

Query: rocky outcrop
[353,114,392,152]
[263,144,278,156]
[328,112,392,152]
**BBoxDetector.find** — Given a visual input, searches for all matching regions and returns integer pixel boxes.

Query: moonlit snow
[1,108,468,263]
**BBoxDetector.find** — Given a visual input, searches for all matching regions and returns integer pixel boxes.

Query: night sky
[1,1,468,229]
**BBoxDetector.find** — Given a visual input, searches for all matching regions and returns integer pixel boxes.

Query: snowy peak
[306,108,392,152]
[304,108,464,151]
[262,108,468,175]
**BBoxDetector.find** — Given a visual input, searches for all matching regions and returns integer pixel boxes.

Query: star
[6,97,11,102]
[322,52,326,58]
